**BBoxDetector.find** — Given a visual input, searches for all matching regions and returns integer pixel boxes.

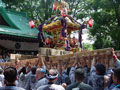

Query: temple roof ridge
[0,0,5,8]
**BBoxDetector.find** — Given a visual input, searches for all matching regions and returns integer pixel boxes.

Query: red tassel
[60,34,64,40]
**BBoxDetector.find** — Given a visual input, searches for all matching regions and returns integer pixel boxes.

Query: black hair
[95,63,106,75]
[0,69,3,74]
[113,68,120,81]
[4,67,17,83]
[31,66,37,74]
[66,67,71,75]
[21,67,26,74]
[75,68,85,81]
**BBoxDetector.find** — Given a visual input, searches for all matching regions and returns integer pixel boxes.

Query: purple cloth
[65,39,71,51]
[61,19,67,37]
[38,24,45,41]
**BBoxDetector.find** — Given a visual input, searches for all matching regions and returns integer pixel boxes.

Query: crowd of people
[0,49,119,90]
[0,51,10,63]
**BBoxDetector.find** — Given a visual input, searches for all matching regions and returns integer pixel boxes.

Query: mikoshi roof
[42,15,81,34]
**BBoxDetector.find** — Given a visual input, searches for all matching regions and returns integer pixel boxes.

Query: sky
[71,29,94,44]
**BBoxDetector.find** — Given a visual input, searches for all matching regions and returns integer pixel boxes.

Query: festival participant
[0,68,4,87]
[112,68,120,90]
[26,66,37,90]
[69,66,76,84]
[90,49,120,90]
[25,61,31,73]
[0,56,4,63]
[89,58,106,90]
[105,49,120,90]
[4,52,10,62]
[113,50,120,68]
[57,67,71,85]
[18,64,32,89]
[66,68,93,90]
[37,69,65,90]
[0,67,25,90]
[45,37,51,47]
[72,37,77,48]
[34,68,48,90]
[19,67,27,89]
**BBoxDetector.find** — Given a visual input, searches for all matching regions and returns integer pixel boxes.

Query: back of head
[36,68,46,74]
[95,63,106,75]
[66,67,71,75]
[36,68,46,80]
[31,66,37,74]
[47,69,58,81]
[75,68,85,81]
[4,67,17,83]
[75,68,85,82]
[113,68,120,81]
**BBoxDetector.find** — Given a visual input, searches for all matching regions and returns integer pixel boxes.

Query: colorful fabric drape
[61,18,67,37]
[65,39,71,51]
[38,24,45,41]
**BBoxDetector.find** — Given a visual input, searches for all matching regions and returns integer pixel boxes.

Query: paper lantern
[88,18,93,27]
[29,20,35,28]
[53,3,57,10]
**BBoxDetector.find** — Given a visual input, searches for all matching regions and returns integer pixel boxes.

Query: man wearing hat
[37,69,65,90]
[34,68,48,90]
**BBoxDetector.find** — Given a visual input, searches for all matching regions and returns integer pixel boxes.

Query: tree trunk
[114,5,120,27]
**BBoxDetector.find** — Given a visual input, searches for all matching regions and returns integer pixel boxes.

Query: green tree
[2,0,87,22]
[87,0,120,50]
[83,43,93,50]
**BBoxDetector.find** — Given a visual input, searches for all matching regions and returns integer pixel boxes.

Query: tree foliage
[83,43,93,50]
[87,0,120,50]
[2,0,85,22]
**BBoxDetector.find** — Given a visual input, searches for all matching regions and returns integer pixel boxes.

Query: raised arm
[112,48,120,68]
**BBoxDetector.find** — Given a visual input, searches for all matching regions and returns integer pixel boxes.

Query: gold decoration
[53,0,70,12]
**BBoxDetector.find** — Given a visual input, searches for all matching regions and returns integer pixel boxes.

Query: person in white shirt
[34,68,48,90]
[0,68,4,87]
[0,56,4,63]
